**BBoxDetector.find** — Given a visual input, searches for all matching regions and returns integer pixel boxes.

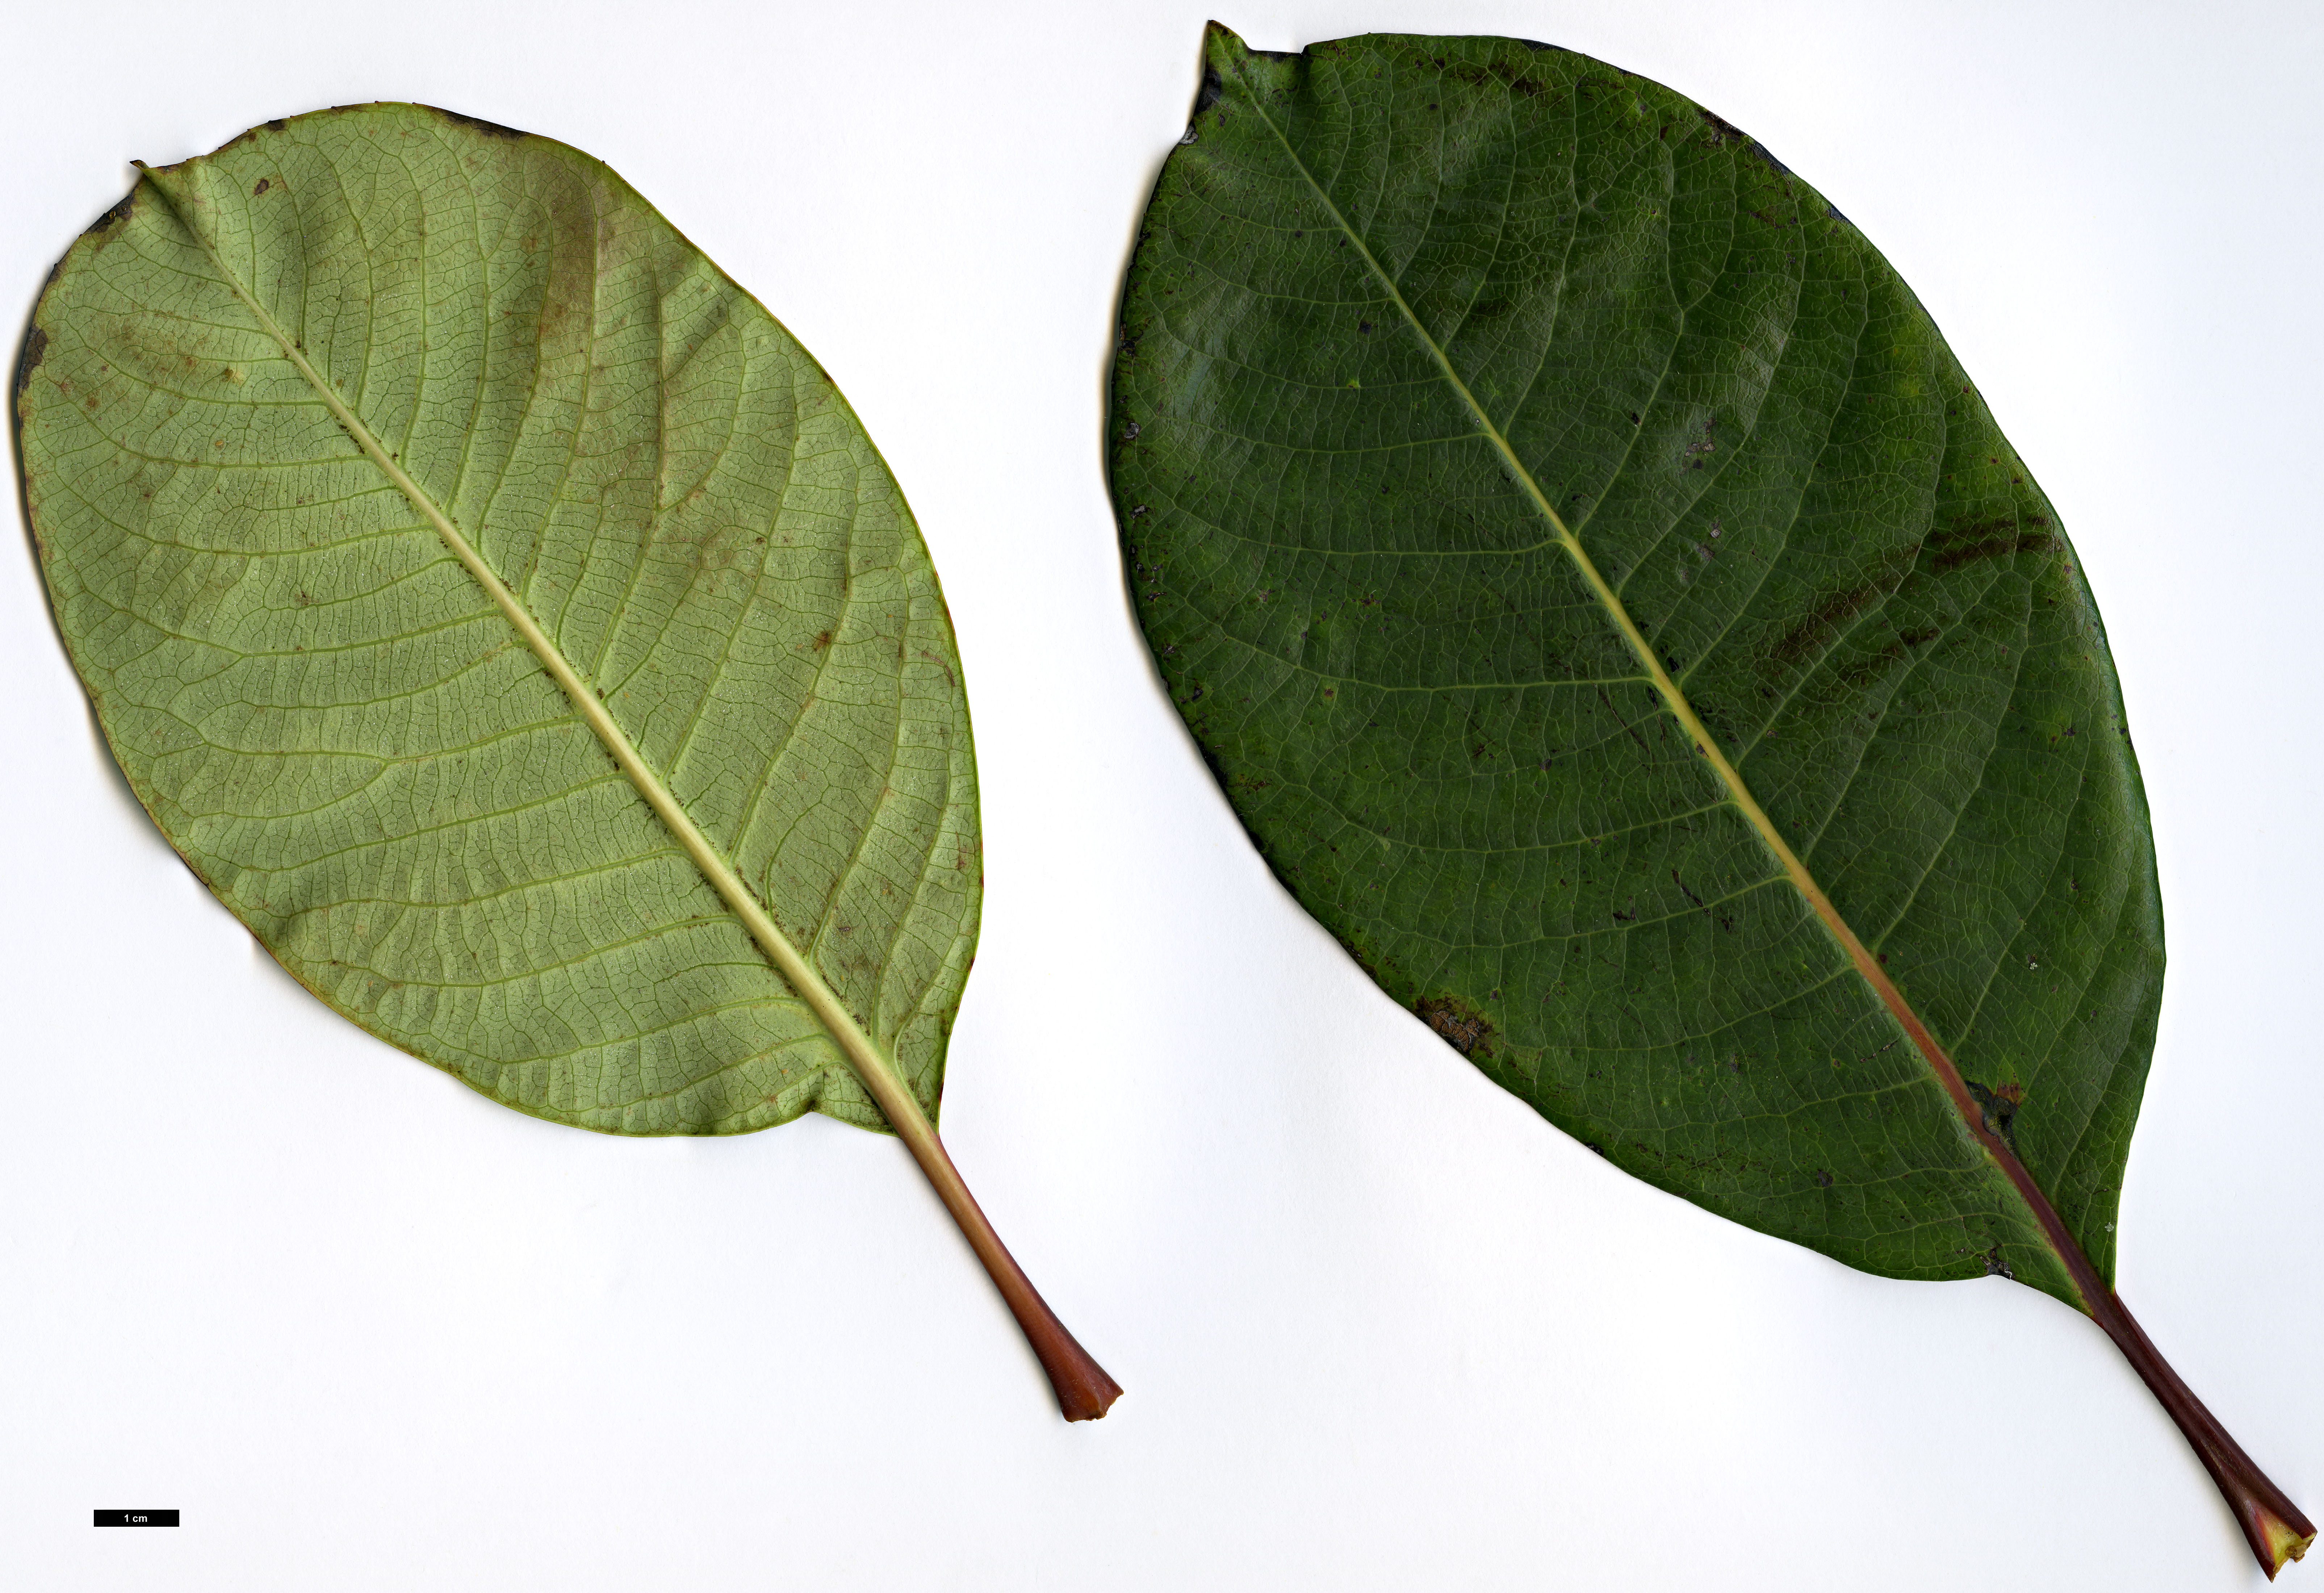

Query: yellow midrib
[132,161,934,1145]
[1227,70,2074,1297]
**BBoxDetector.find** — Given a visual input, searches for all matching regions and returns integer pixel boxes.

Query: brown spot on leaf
[1699,108,1747,145]
[1771,582,1880,666]
[1930,513,2054,573]
[1965,1078,2024,1144]
[430,107,528,140]
[15,326,49,397]
[1436,57,1549,98]
[1418,995,1496,1059]
[1839,637,1910,688]
[84,191,134,237]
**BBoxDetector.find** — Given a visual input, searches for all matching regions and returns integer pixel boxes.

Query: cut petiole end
[940,1146,1124,1422]
[2085,1290,2311,1577]
[881,1107,1122,1421]
[2253,1503,2315,1580]
[1039,1336,1125,1422]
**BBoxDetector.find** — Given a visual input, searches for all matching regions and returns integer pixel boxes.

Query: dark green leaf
[1110,28,2311,1567]
[1114,26,2156,1296]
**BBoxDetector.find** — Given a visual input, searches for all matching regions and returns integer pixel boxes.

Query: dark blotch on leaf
[1770,580,1884,666]
[1418,995,1495,1059]
[1965,1078,2025,1146]
[84,191,134,237]
[1931,513,2055,573]
[1699,108,1747,145]
[14,325,47,398]
[429,106,528,140]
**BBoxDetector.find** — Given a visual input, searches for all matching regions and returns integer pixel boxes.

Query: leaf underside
[1111,27,2164,1302]
[18,104,980,1136]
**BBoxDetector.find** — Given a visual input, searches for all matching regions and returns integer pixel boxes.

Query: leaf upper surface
[20,104,979,1136]
[1110,27,2164,1300]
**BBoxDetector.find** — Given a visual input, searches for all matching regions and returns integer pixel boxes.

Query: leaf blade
[1113,24,2161,1303]
[21,104,979,1137]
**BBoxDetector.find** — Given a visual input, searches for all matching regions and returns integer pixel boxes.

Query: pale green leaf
[18,104,979,1139]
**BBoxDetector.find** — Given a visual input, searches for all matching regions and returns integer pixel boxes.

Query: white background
[1,1,2317,1588]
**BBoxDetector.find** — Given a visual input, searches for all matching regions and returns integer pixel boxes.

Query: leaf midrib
[1224,60,2102,1305]
[132,162,926,1139]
